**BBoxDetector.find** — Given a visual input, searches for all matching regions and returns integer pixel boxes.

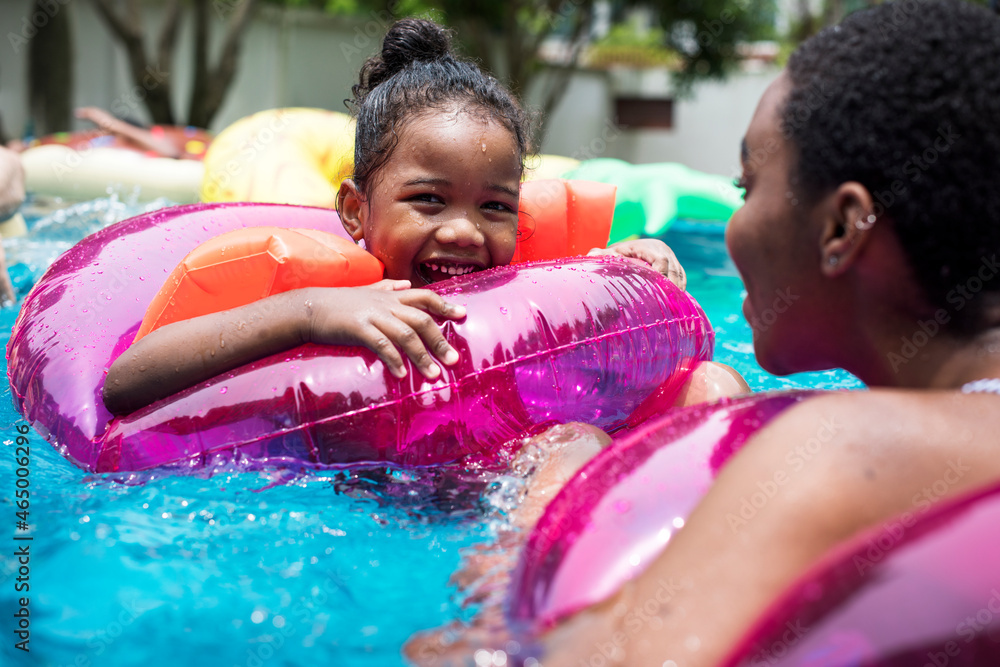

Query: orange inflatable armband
[514,179,616,263]
[134,227,383,341]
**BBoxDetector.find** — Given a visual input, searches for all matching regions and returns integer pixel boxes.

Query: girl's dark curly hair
[782,0,1000,333]
[348,18,532,198]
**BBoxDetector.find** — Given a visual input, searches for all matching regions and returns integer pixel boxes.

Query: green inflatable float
[557,158,743,243]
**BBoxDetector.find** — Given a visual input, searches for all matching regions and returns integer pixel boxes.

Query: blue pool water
[0,203,862,667]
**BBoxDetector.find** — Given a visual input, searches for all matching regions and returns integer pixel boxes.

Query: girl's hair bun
[348,16,532,198]
[353,19,454,106]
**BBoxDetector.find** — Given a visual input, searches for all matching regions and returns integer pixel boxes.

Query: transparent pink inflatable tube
[7,203,714,472]
[508,391,818,631]
[721,481,1000,666]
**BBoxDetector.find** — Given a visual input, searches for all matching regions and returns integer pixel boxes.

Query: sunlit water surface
[0,201,862,666]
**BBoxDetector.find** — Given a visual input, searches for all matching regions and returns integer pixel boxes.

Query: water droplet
[220,386,228,394]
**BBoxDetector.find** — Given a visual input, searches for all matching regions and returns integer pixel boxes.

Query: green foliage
[261,0,779,121]
[639,0,777,91]
[586,23,681,69]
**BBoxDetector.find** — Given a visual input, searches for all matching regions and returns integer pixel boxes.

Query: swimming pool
[0,201,862,666]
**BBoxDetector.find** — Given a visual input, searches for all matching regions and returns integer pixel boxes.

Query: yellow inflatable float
[200,108,355,208]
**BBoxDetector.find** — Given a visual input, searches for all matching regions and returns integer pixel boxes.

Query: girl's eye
[483,201,516,214]
[409,193,444,205]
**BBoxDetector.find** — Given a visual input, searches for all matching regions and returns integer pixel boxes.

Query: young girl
[103,18,701,416]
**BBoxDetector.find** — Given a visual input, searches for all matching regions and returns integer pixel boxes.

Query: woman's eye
[733,176,749,200]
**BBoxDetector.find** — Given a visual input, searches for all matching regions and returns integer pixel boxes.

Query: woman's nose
[435,213,486,247]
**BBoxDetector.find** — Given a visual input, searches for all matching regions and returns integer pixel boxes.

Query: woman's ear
[337,179,366,243]
[818,181,878,276]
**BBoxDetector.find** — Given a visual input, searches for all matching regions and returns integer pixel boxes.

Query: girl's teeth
[425,263,475,276]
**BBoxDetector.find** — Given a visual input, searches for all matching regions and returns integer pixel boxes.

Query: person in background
[74,106,187,159]
[0,145,25,304]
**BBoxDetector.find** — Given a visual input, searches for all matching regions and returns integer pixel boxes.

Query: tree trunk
[187,0,258,128]
[91,0,177,124]
[92,0,256,129]
[28,0,73,134]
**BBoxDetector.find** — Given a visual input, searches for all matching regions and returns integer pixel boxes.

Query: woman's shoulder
[726,388,1000,529]
[765,387,1000,454]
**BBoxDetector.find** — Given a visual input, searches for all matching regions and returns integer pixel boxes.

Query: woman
[408,1,1000,664]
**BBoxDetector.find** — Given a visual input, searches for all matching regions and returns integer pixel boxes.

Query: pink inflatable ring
[7,203,714,472]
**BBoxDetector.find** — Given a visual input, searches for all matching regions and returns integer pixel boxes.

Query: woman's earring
[855,214,877,230]
[828,255,840,266]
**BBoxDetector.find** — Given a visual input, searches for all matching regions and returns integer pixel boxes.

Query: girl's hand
[589,238,687,290]
[304,280,467,380]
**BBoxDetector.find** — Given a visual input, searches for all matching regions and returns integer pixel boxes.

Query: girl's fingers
[591,242,688,290]
[370,279,412,292]
[399,289,467,320]
[373,314,444,380]
[358,325,408,379]
[394,305,460,366]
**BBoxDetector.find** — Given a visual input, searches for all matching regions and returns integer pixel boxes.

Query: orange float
[135,227,383,341]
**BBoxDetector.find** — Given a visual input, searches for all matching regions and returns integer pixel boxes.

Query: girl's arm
[103,281,465,416]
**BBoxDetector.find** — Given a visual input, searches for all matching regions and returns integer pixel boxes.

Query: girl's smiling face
[339,105,522,285]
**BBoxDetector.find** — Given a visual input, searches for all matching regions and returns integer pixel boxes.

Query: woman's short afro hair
[783,0,1000,332]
